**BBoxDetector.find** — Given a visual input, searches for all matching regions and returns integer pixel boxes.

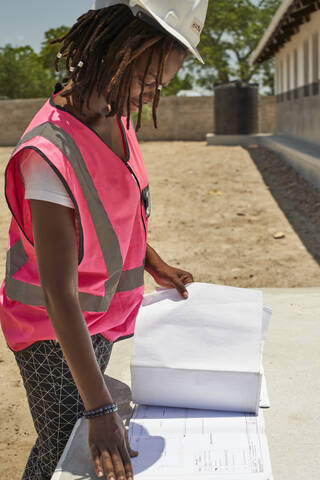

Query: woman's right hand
[88,412,138,480]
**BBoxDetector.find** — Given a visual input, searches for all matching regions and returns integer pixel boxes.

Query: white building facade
[251,1,320,144]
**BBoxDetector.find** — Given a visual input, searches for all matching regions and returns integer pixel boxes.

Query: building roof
[250,0,320,65]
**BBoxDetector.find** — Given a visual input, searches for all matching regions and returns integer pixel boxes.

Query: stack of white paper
[131,283,270,414]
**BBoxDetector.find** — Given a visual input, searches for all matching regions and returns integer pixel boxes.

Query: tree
[0,27,70,100]
[40,26,70,82]
[0,45,52,99]
[259,58,276,94]
[162,73,193,96]
[184,0,281,93]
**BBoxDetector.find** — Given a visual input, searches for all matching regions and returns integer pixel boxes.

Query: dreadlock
[52,5,188,131]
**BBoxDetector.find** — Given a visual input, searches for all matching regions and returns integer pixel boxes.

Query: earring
[106,104,112,113]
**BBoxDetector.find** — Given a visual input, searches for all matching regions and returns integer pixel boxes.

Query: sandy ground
[0,141,320,479]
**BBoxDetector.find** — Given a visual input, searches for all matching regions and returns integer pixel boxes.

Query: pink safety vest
[0,96,150,351]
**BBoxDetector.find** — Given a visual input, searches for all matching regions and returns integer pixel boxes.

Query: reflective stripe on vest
[5,122,145,312]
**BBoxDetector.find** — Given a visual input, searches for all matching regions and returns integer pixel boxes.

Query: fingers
[92,446,134,480]
[173,277,189,299]
[89,415,135,480]
[119,445,135,479]
[173,269,194,284]
[181,273,194,284]
[91,445,105,479]
[180,269,194,283]
[173,271,194,298]
[110,448,127,480]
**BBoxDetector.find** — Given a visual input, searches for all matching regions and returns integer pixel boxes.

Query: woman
[0,1,208,479]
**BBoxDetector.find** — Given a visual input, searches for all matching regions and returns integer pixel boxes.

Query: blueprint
[129,405,273,480]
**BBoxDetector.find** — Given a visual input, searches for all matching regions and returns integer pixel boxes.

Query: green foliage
[0,24,193,99]
[0,3,281,100]
[0,44,52,99]
[40,26,70,82]
[184,0,281,93]
[259,58,275,94]
[0,27,70,99]
[162,73,193,96]
[131,105,152,125]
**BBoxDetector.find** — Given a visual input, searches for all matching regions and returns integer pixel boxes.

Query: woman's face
[82,46,186,119]
[127,47,186,114]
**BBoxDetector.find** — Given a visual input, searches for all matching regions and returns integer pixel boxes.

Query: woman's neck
[52,86,127,162]
[53,84,117,132]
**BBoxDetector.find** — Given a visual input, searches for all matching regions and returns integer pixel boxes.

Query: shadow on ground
[246,145,320,265]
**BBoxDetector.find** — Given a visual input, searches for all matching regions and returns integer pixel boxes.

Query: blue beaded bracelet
[83,403,118,419]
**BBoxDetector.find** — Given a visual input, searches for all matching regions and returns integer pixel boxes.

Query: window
[312,32,319,94]
[303,39,309,96]
[294,48,298,99]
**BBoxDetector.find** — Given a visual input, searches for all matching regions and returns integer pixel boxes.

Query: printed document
[129,405,273,480]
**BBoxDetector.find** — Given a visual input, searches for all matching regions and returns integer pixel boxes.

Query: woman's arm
[30,199,136,480]
[30,199,111,408]
[145,243,194,298]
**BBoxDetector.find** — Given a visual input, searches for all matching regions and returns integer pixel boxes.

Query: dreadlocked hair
[52,5,188,131]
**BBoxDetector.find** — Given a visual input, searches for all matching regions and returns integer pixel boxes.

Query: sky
[0,0,208,93]
[0,0,266,53]
[0,1,268,94]
[0,0,93,52]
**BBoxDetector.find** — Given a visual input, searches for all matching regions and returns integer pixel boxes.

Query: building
[250,0,320,145]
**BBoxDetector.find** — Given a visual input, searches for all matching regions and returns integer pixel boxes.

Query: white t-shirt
[19,149,74,209]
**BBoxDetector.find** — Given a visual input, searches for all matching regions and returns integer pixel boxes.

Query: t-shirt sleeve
[19,149,74,209]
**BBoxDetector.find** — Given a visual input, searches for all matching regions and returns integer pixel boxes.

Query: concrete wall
[275,10,320,96]
[258,95,276,135]
[274,10,320,143]
[136,96,212,141]
[0,95,276,146]
[136,95,276,141]
[0,98,47,147]
[276,95,320,144]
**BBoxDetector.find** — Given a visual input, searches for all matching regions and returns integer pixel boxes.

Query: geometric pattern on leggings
[13,334,114,480]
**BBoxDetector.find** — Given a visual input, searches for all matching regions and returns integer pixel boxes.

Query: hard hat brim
[137,2,205,64]
[139,4,205,64]
[91,0,205,64]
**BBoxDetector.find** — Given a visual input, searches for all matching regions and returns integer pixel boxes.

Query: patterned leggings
[13,334,114,480]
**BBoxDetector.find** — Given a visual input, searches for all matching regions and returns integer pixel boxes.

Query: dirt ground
[0,141,320,479]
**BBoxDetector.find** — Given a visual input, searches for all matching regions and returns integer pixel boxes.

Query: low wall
[276,95,320,145]
[0,95,276,146]
[137,95,275,141]
[0,98,47,146]
[258,96,276,136]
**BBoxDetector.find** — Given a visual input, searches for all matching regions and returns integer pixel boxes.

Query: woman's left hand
[149,263,194,299]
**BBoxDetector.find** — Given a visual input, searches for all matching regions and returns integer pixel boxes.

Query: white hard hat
[91,0,208,64]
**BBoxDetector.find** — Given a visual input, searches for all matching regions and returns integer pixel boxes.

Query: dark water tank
[214,81,258,135]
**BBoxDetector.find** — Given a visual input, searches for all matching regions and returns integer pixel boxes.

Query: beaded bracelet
[83,403,118,419]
